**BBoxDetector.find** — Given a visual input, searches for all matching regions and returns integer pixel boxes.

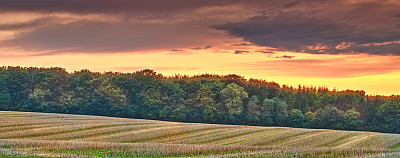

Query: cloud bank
[0,0,399,56]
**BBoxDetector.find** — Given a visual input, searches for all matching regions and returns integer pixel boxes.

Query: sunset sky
[1,0,400,95]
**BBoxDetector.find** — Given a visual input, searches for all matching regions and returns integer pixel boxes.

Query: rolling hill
[1,111,399,157]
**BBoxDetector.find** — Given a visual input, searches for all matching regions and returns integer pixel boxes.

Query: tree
[314,106,344,129]
[4,67,30,110]
[193,84,216,113]
[262,97,288,125]
[247,95,261,123]
[276,98,289,124]
[221,83,248,115]
[343,107,361,130]
[305,111,315,128]
[377,101,400,133]
[0,70,11,110]
[95,78,127,106]
[289,109,305,127]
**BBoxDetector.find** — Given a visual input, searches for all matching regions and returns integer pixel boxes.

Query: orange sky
[1,0,400,95]
[2,49,400,95]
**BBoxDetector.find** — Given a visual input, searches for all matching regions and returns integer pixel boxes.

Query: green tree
[193,84,216,113]
[289,109,305,127]
[221,83,248,115]
[377,101,400,133]
[314,106,344,129]
[276,98,289,123]
[0,70,11,110]
[343,107,361,130]
[247,95,261,123]
[5,67,30,110]
[94,78,127,106]
[305,111,315,128]
[262,97,275,125]
[262,97,288,125]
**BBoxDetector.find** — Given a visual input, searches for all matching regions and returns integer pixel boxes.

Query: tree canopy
[0,66,399,134]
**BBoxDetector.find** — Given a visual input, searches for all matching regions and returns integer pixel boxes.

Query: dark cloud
[169,49,184,52]
[255,50,275,54]
[214,13,400,55]
[234,50,250,54]
[191,45,212,50]
[232,43,253,46]
[2,20,218,54]
[1,0,400,56]
[213,1,400,56]
[276,55,295,59]
[0,0,237,14]
[283,1,299,8]
[392,14,400,18]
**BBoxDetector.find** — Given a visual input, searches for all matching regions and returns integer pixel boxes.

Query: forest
[0,66,399,134]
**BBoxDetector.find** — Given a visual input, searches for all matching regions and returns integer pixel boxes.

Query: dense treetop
[0,66,399,133]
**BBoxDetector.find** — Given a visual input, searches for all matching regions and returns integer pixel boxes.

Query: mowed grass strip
[264,130,326,146]
[278,131,330,147]
[0,123,124,139]
[192,127,265,145]
[74,124,170,141]
[208,128,279,145]
[124,124,222,143]
[250,129,315,146]
[163,127,236,144]
[285,131,349,148]
[0,139,272,157]
[81,124,187,142]
[225,128,291,145]
[110,124,199,143]
[178,127,247,144]
[317,132,368,147]
[29,123,159,140]
[336,134,377,148]
[155,126,234,144]
[0,123,81,133]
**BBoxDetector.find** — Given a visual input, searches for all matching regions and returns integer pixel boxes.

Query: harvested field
[1,111,399,157]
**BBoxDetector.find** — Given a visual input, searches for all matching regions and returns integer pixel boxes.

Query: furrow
[125,125,221,143]
[38,123,161,140]
[80,124,185,142]
[219,128,289,145]
[0,123,115,139]
[336,134,377,148]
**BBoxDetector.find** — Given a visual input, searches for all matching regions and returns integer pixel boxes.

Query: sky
[0,0,400,95]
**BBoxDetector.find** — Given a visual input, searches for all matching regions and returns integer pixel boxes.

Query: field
[1,111,400,157]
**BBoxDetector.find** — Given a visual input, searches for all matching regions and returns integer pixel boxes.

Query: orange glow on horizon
[1,50,399,96]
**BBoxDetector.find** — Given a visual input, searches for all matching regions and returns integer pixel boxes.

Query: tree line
[0,66,399,133]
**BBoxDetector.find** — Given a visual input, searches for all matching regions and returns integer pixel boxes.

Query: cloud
[234,50,250,54]
[1,0,400,56]
[0,18,54,31]
[392,14,400,18]
[0,0,228,14]
[276,55,295,59]
[213,1,400,56]
[191,45,212,50]
[283,1,299,8]
[255,50,275,54]
[232,43,253,46]
[169,49,184,52]
[2,20,220,54]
